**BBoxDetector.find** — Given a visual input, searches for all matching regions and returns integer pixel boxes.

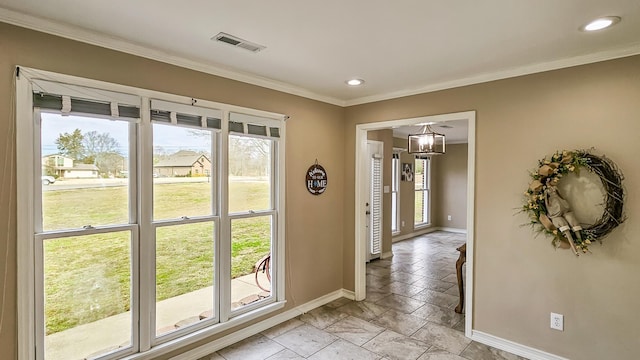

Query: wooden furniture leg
[454,244,466,314]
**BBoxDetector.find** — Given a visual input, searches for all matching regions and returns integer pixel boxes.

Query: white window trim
[16,67,287,360]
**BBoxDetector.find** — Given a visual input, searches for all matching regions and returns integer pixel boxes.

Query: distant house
[154,150,211,177]
[41,154,99,178]
[63,163,100,178]
[42,154,73,177]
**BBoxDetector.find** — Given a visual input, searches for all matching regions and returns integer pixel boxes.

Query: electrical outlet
[550,312,564,331]
[447,215,452,221]
[401,221,405,227]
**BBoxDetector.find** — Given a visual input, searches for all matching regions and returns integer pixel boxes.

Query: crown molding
[344,43,640,106]
[0,7,346,107]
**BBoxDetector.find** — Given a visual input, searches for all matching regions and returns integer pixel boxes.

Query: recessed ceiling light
[346,79,364,86]
[581,16,621,32]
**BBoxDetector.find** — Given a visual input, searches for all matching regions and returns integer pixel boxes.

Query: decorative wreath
[522,150,625,254]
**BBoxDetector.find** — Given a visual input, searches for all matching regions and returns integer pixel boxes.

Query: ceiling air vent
[212,32,265,53]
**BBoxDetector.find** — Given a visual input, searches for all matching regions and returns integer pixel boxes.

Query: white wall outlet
[550,312,564,331]
[383,185,390,193]
[447,215,452,221]
[401,221,405,227]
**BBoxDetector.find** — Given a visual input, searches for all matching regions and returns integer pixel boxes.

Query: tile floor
[201,231,525,360]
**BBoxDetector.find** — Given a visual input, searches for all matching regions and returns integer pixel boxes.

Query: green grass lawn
[43,181,270,334]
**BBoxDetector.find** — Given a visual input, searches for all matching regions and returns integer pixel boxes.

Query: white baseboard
[392,226,467,243]
[437,227,467,234]
[380,251,393,259]
[392,227,437,242]
[174,289,352,360]
[472,331,569,360]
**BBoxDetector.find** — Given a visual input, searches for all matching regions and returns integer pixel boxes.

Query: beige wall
[0,23,346,359]
[366,130,393,255]
[398,149,418,234]
[344,55,640,360]
[431,143,468,229]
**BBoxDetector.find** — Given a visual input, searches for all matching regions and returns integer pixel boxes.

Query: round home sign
[306,161,328,195]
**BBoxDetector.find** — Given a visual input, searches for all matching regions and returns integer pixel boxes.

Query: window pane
[228,136,272,213]
[415,191,424,224]
[153,124,214,220]
[230,216,272,311]
[41,113,130,231]
[391,192,398,232]
[414,159,425,190]
[155,222,215,336]
[43,231,131,360]
[391,158,398,191]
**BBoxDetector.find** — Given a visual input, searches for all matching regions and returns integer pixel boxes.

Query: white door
[366,141,383,261]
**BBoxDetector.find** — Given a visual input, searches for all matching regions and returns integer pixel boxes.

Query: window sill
[125,301,287,360]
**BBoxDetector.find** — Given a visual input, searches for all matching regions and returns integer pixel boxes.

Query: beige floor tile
[265,349,305,359]
[411,289,459,309]
[417,347,467,360]
[261,318,304,339]
[362,329,430,360]
[412,322,471,355]
[217,334,284,360]
[273,324,337,357]
[425,306,464,328]
[375,293,425,313]
[370,309,428,336]
[336,300,389,321]
[298,305,349,329]
[308,339,381,360]
[325,315,385,346]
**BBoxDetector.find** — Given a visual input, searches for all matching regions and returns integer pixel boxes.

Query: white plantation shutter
[370,155,382,257]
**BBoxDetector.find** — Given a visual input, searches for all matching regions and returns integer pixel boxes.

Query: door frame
[354,110,476,337]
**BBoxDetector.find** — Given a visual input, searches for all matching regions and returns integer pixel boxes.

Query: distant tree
[98,152,125,176]
[83,131,120,159]
[55,129,84,160]
[229,136,271,176]
[81,131,122,175]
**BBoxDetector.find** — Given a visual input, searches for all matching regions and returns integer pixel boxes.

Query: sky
[41,113,212,156]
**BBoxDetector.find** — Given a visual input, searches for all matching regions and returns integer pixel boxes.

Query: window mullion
[218,110,231,322]
[138,97,154,351]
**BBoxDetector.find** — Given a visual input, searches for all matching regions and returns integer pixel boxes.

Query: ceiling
[1,1,639,106]
[393,120,469,145]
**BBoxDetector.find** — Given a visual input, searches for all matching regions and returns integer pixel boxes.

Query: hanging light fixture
[408,124,445,155]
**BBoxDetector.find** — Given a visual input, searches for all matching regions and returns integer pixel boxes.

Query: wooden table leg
[454,244,466,314]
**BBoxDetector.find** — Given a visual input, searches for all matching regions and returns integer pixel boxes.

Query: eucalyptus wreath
[522,150,625,253]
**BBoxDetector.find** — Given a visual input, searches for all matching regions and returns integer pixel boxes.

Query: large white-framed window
[16,68,286,360]
[414,156,431,226]
[391,153,400,234]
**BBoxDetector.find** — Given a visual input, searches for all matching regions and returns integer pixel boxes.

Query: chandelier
[408,125,445,155]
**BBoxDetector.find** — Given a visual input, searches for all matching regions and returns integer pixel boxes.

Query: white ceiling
[1,1,639,106]
[393,120,469,144]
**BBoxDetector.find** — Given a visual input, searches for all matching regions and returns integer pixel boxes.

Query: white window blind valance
[32,80,140,120]
[229,112,281,139]
[150,99,222,130]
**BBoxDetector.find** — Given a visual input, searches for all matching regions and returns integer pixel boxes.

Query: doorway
[354,111,476,337]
